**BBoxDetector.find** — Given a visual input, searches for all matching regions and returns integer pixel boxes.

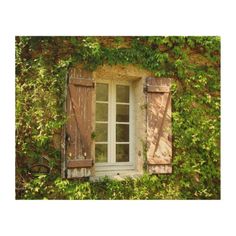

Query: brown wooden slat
[69,67,92,80]
[70,79,94,87]
[147,157,171,165]
[66,91,77,160]
[147,164,172,174]
[67,159,93,168]
[147,85,170,93]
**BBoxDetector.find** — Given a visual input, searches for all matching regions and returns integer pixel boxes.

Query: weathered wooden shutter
[146,77,172,174]
[64,67,94,178]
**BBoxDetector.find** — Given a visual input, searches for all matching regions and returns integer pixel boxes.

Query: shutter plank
[148,164,172,174]
[70,78,94,87]
[66,89,77,161]
[67,159,93,168]
[147,85,170,93]
[146,77,172,174]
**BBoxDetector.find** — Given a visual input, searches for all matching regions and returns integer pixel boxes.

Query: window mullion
[111,80,116,164]
[108,81,112,164]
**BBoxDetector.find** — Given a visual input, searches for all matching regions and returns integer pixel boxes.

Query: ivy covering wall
[16,36,220,199]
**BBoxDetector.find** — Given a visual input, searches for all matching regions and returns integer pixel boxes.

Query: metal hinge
[143,84,147,93]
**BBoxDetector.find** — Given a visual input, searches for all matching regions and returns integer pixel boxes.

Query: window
[95,80,134,171]
[63,65,173,179]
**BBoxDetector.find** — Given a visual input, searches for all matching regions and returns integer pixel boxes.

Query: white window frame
[95,79,135,172]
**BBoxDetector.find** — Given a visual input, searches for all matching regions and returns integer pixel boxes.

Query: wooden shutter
[64,67,94,178]
[146,77,172,174]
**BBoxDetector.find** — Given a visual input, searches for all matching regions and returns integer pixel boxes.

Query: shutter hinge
[143,84,147,93]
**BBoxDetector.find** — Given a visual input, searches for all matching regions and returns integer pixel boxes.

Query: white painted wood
[95,79,135,172]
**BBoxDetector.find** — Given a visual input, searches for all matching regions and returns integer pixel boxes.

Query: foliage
[16,36,220,199]
[21,174,181,200]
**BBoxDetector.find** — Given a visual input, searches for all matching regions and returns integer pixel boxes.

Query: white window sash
[95,79,135,171]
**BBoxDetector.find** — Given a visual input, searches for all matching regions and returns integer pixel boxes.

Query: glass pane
[116,144,129,162]
[95,123,108,142]
[95,144,108,163]
[116,85,129,103]
[96,83,108,101]
[116,104,129,122]
[96,103,108,121]
[116,124,129,142]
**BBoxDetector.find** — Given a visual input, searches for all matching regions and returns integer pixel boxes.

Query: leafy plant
[16,36,220,199]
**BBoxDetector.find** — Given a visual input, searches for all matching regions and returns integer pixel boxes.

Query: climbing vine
[16,36,220,199]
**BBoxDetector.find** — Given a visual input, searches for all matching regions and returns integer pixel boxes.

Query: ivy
[16,36,220,199]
